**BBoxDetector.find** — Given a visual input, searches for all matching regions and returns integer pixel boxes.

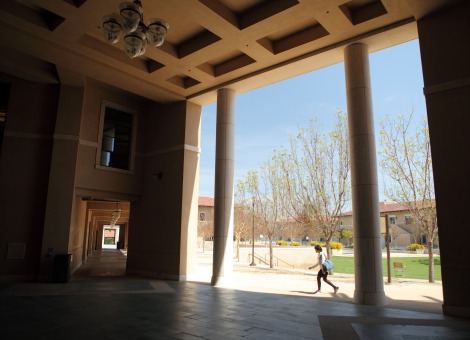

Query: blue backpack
[323,259,335,271]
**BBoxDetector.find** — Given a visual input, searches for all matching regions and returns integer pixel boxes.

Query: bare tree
[283,111,350,260]
[234,182,253,261]
[379,112,438,282]
[197,209,214,253]
[391,225,400,248]
[238,154,289,268]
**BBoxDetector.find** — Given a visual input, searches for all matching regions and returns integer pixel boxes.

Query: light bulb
[102,15,122,44]
[146,19,169,47]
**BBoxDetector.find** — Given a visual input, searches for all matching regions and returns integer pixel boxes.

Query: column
[39,84,84,281]
[211,88,235,286]
[417,2,470,318]
[344,43,386,305]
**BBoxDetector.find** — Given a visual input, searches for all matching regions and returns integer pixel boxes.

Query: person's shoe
[334,287,339,294]
[313,290,320,294]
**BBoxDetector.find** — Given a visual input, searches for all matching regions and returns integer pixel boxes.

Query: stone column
[344,43,386,305]
[39,84,83,281]
[417,3,470,318]
[211,88,235,287]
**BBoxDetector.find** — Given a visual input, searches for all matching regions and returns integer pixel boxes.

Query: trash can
[117,241,123,249]
[53,253,72,283]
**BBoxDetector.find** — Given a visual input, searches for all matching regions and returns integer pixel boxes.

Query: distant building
[198,196,215,249]
[339,201,420,248]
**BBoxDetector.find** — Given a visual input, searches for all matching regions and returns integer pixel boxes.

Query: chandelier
[110,203,122,228]
[102,0,169,58]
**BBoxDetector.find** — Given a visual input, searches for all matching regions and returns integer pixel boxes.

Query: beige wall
[418,3,470,317]
[340,210,415,248]
[0,75,58,280]
[75,79,146,200]
[0,73,201,282]
[126,101,201,280]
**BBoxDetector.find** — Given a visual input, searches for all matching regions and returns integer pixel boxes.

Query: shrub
[291,241,301,246]
[407,243,425,251]
[310,241,325,247]
[330,242,343,250]
[276,240,288,246]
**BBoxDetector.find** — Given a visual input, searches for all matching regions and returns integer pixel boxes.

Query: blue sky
[198,39,426,201]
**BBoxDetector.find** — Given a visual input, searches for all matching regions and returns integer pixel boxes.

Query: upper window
[97,103,136,172]
[199,212,206,221]
[405,215,413,224]
[389,216,396,225]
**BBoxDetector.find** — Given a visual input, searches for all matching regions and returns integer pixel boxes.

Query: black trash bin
[53,253,72,283]
[117,241,123,249]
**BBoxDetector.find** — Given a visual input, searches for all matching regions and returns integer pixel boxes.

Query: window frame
[95,101,137,174]
[199,212,206,221]
[404,214,413,224]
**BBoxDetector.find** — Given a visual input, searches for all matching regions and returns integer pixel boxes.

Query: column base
[443,304,470,318]
[354,290,387,305]
[211,274,234,287]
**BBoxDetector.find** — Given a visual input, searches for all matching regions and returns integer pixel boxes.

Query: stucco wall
[0,75,58,280]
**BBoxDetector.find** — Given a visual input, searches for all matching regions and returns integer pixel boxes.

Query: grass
[331,256,442,281]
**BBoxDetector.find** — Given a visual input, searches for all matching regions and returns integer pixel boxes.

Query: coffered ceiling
[0,0,463,106]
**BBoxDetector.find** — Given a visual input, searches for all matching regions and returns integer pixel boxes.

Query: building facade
[0,1,468,317]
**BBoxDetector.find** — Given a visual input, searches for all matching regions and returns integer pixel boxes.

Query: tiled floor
[1,250,468,340]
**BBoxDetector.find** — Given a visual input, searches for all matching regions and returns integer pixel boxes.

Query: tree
[234,182,253,261]
[197,209,214,253]
[340,228,353,246]
[237,152,290,269]
[282,110,350,260]
[258,153,290,268]
[379,112,438,282]
[390,225,400,248]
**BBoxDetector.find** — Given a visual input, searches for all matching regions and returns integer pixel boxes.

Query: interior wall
[418,2,470,317]
[179,102,201,278]
[68,197,87,273]
[39,83,84,280]
[75,78,146,201]
[0,75,58,280]
[126,101,201,280]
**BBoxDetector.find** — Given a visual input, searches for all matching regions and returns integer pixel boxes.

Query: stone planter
[415,248,425,254]
[331,249,343,255]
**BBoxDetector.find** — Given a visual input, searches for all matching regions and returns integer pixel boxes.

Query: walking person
[308,245,339,294]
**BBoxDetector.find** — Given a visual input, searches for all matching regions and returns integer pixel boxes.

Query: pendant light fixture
[102,0,169,58]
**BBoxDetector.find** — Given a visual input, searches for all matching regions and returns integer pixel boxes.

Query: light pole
[250,197,256,266]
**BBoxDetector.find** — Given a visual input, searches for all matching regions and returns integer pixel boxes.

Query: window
[199,212,206,221]
[389,216,396,225]
[97,103,136,172]
[103,229,116,245]
[405,215,413,224]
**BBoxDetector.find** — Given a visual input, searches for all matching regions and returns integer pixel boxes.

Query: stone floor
[0,250,469,340]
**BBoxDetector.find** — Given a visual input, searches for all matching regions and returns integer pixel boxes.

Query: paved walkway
[192,252,443,315]
[1,250,468,340]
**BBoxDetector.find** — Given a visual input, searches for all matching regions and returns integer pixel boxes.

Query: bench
[393,262,406,278]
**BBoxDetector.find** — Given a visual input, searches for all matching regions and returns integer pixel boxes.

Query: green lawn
[331,256,442,281]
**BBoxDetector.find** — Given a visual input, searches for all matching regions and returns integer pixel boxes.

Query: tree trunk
[269,238,274,269]
[236,237,240,262]
[325,239,333,275]
[428,240,434,283]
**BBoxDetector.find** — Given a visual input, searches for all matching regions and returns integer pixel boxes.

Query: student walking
[308,245,339,294]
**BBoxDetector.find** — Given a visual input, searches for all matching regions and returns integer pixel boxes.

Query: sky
[198,39,426,201]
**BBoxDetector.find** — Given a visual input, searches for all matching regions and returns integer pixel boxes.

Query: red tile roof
[198,196,214,207]
[341,201,408,216]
